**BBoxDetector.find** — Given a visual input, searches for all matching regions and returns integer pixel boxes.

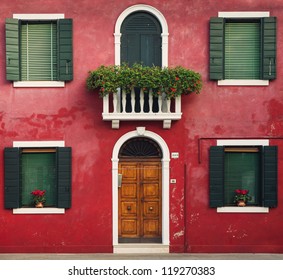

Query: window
[209,145,277,208]
[209,12,276,85]
[5,14,73,86]
[121,12,162,67]
[4,147,72,209]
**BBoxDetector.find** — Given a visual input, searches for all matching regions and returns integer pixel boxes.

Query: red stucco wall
[0,0,283,253]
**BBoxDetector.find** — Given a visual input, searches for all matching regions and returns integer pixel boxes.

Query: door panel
[118,160,162,243]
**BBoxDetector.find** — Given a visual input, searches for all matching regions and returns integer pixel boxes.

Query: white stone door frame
[112,127,170,253]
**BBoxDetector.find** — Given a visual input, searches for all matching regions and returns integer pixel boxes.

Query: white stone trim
[217,139,270,213]
[13,140,65,148]
[13,81,65,88]
[112,127,170,253]
[217,207,269,213]
[217,139,269,146]
[13,208,65,214]
[13,14,64,19]
[218,11,270,18]
[218,80,269,86]
[114,4,169,67]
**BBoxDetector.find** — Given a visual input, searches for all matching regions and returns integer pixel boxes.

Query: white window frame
[217,11,270,87]
[12,140,65,214]
[216,139,269,213]
[12,14,65,88]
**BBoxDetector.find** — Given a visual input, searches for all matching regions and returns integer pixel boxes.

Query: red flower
[241,190,248,195]
[235,189,242,194]
[31,189,46,197]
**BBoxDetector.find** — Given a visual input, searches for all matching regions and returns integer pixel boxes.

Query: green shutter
[209,146,224,207]
[224,21,260,79]
[262,17,276,80]
[209,17,224,80]
[5,18,20,81]
[58,19,73,81]
[4,148,21,208]
[263,146,277,207]
[121,12,161,66]
[57,147,72,208]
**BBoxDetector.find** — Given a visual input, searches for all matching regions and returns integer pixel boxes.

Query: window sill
[218,80,269,86]
[13,81,65,88]
[13,208,65,214]
[217,207,269,213]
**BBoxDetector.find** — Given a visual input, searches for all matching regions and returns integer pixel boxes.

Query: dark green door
[121,12,162,66]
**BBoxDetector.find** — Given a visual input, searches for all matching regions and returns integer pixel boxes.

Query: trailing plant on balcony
[87,64,202,99]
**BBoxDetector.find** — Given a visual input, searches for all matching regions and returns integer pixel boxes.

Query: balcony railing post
[175,96,181,114]
[140,88,145,113]
[130,87,135,113]
[122,89,126,112]
[103,95,109,115]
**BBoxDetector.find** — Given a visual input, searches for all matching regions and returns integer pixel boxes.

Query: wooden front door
[118,160,162,243]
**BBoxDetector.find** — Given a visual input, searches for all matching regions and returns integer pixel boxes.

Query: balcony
[102,88,182,129]
[87,64,202,129]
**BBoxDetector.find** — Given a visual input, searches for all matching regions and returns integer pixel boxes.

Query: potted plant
[31,189,46,208]
[86,63,202,99]
[234,189,252,206]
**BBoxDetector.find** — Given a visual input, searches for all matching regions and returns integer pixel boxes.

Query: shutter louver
[225,21,260,79]
[5,18,20,81]
[263,146,277,207]
[57,147,72,208]
[209,17,224,80]
[21,22,57,81]
[4,148,21,208]
[209,146,224,207]
[58,19,73,81]
[262,17,276,80]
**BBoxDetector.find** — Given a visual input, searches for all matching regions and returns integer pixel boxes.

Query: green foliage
[87,64,202,99]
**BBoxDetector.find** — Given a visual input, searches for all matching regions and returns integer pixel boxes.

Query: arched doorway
[118,137,162,243]
[112,127,170,253]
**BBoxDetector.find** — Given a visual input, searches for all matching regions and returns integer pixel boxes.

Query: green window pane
[224,152,261,205]
[21,22,57,81]
[225,21,260,79]
[21,153,56,206]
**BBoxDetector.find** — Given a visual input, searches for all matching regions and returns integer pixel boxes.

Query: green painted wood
[5,18,20,81]
[263,146,278,207]
[57,147,72,208]
[262,17,276,80]
[58,19,73,81]
[209,146,224,207]
[4,148,21,208]
[209,17,224,80]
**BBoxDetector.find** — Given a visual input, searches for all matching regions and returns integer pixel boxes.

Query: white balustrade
[102,87,182,129]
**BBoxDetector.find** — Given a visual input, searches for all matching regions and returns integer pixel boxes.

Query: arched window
[121,12,162,67]
[119,137,162,158]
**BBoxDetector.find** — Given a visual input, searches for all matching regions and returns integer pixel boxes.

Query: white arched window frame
[114,4,169,67]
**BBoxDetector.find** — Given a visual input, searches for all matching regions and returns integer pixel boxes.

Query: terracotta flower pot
[237,200,246,207]
[35,202,44,208]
